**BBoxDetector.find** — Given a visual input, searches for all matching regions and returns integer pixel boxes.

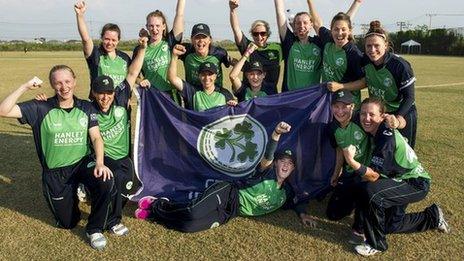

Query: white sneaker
[86,232,107,251]
[436,205,450,233]
[110,223,129,236]
[355,243,381,256]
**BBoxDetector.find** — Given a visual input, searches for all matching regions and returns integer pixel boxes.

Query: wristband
[264,139,278,161]
[354,165,367,176]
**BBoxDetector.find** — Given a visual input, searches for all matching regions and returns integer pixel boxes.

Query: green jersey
[181,81,233,111]
[331,120,372,174]
[97,105,130,160]
[18,96,98,170]
[244,88,267,101]
[281,27,323,91]
[239,179,287,216]
[134,31,181,92]
[370,122,430,180]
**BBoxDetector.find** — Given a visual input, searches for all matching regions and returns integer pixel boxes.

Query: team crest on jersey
[354,130,363,141]
[79,117,88,128]
[336,57,344,67]
[114,107,125,119]
[197,115,268,177]
[383,77,393,87]
[313,48,320,56]
[268,52,276,59]
[162,45,168,52]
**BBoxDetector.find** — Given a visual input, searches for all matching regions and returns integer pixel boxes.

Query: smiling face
[93,91,115,112]
[365,35,388,65]
[50,69,76,102]
[245,70,265,90]
[275,157,295,181]
[101,30,119,53]
[146,15,166,43]
[293,13,312,40]
[331,20,351,47]
[360,102,384,135]
[192,34,211,56]
[199,71,217,91]
[251,24,269,47]
[331,101,354,126]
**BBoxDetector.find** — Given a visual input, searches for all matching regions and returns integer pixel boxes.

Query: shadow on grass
[0,133,89,239]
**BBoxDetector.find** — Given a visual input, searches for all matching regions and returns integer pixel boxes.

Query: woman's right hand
[74,1,86,15]
[172,44,186,56]
[139,79,151,89]
[327,82,344,92]
[229,0,239,10]
[25,76,43,90]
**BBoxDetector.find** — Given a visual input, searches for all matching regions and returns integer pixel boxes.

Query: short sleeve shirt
[18,97,98,170]
[181,81,233,111]
[234,82,269,102]
[134,30,181,91]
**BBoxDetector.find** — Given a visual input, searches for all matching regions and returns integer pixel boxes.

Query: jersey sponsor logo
[383,77,393,87]
[54,131,85,146]
[294,58,316,72]
[101,120,125,141]
[336,57,344,67]
[197,114,268,177]
[354,130,363,141]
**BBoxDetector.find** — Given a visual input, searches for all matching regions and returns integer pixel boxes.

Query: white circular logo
[162,45,168,52]
[383,77,393,87]
[79,117,88,128]
[313,48,320,56]
[197,115,268,177]
[336,57,344,66]
[125,181,133,190]
[354,130,363,141]
[114,107,125,119]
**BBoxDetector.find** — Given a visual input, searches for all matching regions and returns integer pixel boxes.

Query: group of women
[0,0,450,255]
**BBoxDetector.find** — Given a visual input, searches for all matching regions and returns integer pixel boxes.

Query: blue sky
[0,0,463,41]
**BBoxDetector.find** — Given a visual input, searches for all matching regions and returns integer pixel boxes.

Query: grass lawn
[0,51,463,260]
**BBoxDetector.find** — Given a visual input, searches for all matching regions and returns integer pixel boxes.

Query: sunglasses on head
[252,31,267,37]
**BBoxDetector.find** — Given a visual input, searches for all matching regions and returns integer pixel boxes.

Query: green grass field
[0,51,463,260]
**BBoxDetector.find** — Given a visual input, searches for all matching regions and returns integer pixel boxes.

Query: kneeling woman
[134,122,316,232]
[354,98,449,256]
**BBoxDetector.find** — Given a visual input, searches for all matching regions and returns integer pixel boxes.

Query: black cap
[332,90,354,104]
[275,149,296,165]
[91,75,114,93]
[198,62,218,74]
[191,23,211,38]
[244,60,264,73]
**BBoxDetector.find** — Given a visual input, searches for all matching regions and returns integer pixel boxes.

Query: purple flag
[131,85,335,203]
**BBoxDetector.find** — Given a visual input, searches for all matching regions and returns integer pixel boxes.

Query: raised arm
[229,0,244,45]
[307,0,323,34]
[167,44,187,91]
[274,0,288,40]
[0,77,42,118]
[172,0,185,41]
[126,35,148,88]
[259,122,291,170]
[346,0,363,19]
[74,1,93,58]
[88,126,113,181]
[229,43,257,92]
[327,78,367,92]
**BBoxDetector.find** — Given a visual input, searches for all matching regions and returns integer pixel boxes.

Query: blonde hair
[249,20,271,37]
[48,65,76,85]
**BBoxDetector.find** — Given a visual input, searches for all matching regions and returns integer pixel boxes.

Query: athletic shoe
[436,204,450,233]
[355,243,381,256]
[138,196,157,210]
[348,230,366,245]
[134,208,151,220]
[77,183,89,202]
[86,232,107,251]
[110,223,129,236]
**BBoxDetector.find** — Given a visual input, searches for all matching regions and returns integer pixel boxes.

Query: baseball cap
[91,75,114,93]
[244,60,264,73]
[275,149,296,165]
[332,90,354,104]
[198,62,218,74]
[191,23,211,38]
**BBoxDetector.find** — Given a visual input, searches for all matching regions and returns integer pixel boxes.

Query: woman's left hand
[227,99,238,107]
[93,163,113,182]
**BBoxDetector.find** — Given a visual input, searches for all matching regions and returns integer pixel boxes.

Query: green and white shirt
[181,81,233,111]
[18,96,99,170]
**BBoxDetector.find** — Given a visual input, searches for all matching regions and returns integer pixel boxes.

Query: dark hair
[48,65,76,85]
[146,10,169,39]
[360,97,386,114]
[293,11,312,25]
[365,20,388,42]
[330,12,354,42]
[100,23,121,40]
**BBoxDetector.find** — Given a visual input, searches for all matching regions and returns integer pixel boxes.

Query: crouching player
[134,122,316,232]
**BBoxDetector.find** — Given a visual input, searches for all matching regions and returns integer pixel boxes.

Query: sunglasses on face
[252,31,267,37]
